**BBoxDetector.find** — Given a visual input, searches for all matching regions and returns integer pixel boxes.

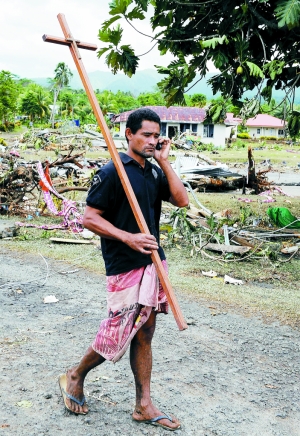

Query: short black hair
[125,108,161,140]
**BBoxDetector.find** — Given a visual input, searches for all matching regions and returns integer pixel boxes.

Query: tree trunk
[50,88,60,129]
[247,146,258,194]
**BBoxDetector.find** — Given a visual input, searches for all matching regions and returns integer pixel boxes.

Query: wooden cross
[43,14,187,331]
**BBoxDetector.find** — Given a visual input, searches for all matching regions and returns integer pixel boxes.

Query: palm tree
[35,89,50,121]
[49,62,73,128]
[59,91,76,118]
[19,87,50,123]
[96,90,118,116]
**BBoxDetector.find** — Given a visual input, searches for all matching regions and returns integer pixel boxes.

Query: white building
[246,114,286,138]
[113,106,235,147]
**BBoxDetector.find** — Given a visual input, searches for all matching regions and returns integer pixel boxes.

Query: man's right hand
[125,233,159,255]
[83,207,159,254]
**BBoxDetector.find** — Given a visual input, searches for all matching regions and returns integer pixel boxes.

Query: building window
[257,128,261,134]
[203,124,214,138]
[191,124,198,133]
[278,129,284,135]
[161,123,167,136]
[167,125,179,139]
[180,123,191,133]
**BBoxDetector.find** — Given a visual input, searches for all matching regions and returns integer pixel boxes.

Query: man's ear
[125,127,133,141]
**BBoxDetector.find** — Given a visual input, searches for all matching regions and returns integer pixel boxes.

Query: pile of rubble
[171,153,244,192]
[160,201,300,263]
[0,144,109,217]
[1,129,299,263]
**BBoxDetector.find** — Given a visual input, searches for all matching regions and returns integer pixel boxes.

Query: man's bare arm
[83,206,158,254]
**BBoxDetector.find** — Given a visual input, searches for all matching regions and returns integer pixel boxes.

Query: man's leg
[130,311,180,430]
[64,346,105,414]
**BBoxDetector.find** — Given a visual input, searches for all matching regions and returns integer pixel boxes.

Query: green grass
[190,191,300,218]
[215,142,300,168]
[166,245,300,327]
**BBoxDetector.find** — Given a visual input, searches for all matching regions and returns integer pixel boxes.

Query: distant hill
[31,68,300,103]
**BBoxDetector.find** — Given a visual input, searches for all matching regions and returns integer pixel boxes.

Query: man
[59,108,188,431]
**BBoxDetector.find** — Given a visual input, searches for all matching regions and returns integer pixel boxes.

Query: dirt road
[1,248,299,436]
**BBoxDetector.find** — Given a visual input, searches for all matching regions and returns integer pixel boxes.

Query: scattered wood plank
[204,243,251,255]
[50,237,94,244]
[57,186,88,194]
[281,246,299,254]
[231,235,257,248]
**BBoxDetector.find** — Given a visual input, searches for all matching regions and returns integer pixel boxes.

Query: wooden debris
[57,186,88,194]
[184,174,243,191]
[204,243,251,255]
[50,237,95,244]
[231,235,257,248]
[246,146,272,193]
[280,246,299,254]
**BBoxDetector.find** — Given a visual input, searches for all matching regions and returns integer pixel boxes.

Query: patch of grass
[166,246,300,327]
[188,191,299,218]
[213,144,300,168]
[1,215,106,275]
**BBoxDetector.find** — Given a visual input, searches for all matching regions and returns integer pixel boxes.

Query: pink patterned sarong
[92,261,168,363]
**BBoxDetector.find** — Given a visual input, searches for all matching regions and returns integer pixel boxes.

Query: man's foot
[58,370,89,415]
[132,405,180,431]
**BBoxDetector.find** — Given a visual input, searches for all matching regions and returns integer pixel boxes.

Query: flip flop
[134,413,181,431]
[58,373,87,415]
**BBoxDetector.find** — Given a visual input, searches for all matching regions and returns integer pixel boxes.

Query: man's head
[125,108,162,163]
[125,108,161,143]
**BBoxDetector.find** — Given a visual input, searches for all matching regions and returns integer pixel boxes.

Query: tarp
[267,207,300,229]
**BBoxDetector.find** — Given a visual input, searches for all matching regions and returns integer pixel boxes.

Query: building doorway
[168,125,178,139]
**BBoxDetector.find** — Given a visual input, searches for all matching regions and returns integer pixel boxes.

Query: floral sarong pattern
[92,261,168,363]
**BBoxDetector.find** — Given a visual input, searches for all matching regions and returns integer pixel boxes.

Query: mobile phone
[156,140,163,150]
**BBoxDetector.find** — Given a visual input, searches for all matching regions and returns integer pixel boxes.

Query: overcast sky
[0,0,174,79]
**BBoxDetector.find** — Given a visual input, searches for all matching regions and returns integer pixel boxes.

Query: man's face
[126,120,160,159]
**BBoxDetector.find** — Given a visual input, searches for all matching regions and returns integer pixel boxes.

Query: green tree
[114,90,137,112]
[19,86,50,122]
[96,90,119,115]
[137,90,166,106]
[97,0,300,114]
[0,70,19,127]
[59,91,76,118]
[187,93,207,108]
[206,97,232,123]
[49,62,73,128]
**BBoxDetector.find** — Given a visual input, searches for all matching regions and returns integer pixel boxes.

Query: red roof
[114,106,206,123]
[224,113,242,125]
[246,114,285,128]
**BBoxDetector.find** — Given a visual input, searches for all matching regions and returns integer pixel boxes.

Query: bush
[237,132,251,139]
[0,122,15,132]
[0,137,7,146]
[259,136,278,140]
[234,139,247,149]
[195,142,217,152]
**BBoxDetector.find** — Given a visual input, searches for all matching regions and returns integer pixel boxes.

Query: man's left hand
[154,136,171,162]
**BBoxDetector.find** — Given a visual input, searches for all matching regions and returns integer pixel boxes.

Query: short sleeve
[86,169,115,211]
[159,171,171,202]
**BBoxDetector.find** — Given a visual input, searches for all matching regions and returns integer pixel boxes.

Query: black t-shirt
[86,152,171,276]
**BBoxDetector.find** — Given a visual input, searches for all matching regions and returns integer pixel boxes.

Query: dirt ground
[1,247,299,436]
